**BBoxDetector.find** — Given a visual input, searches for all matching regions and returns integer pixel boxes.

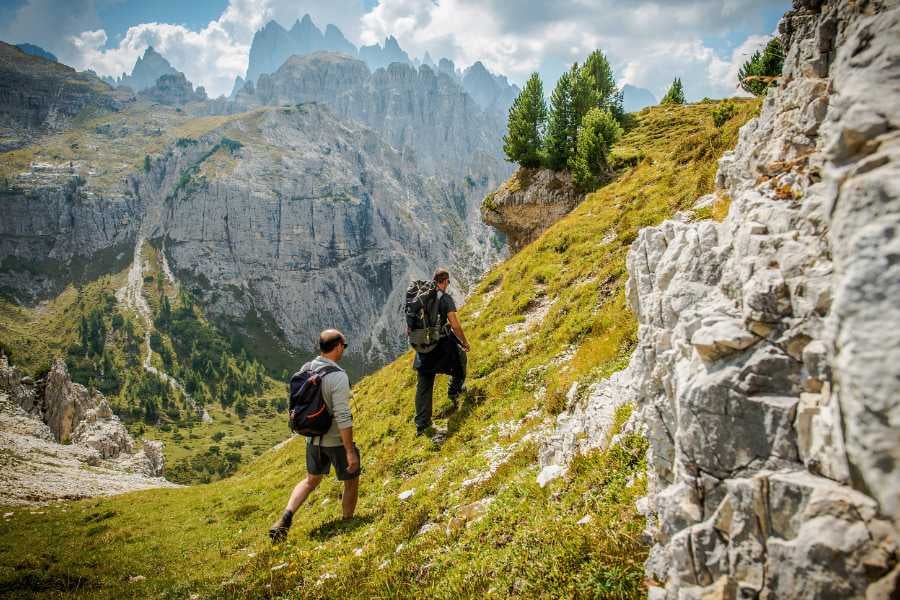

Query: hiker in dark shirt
[414,268,471,436]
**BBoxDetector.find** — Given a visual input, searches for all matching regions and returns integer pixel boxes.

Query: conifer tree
[503,72,547,167]
[661,77,686,105]
[544,63,595,170]
[544,68,574,170]
[739,38,784,96]
[581,49,624,120]
[570,108,623,191]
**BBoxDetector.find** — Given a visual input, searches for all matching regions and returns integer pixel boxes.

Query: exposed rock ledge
[0,356,175,506]
[541,0,900,597]
[481,168,582,251]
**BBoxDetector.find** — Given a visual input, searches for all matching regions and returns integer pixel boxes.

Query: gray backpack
[405,280,442,353]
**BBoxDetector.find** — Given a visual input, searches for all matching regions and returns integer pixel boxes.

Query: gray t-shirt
[300,356,352,447]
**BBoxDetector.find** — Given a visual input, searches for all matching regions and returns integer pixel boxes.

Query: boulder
[43,358,94,443]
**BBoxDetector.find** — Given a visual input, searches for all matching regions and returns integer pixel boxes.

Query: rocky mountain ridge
[0,41,508,373]
[236,51,510,179]
[539,0,900,596]
[104,46,179,92]
[240,15,519,114]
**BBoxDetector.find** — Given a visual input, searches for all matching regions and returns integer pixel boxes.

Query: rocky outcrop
[0,355,170,505]
[539,1,899,596]
[620,2,899,597]
[482,168,582,251]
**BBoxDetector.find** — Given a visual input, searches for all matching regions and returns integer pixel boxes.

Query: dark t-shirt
[414,291,463,375]
[437,292,457,331]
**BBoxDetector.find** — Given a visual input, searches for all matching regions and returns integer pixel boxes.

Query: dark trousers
[414,344,466,430]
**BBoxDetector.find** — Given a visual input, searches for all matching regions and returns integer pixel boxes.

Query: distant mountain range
[240,14,520,115]
[622,84,657,112]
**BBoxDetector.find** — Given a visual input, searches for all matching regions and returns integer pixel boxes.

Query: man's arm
[330,373,359,473]
[447,312,470,351]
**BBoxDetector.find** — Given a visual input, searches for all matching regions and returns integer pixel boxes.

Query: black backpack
[287,365,341,436]
[405,280,442,353]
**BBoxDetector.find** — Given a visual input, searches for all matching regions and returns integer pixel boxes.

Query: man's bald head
[319,329,346,354]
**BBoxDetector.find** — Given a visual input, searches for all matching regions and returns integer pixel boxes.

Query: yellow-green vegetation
[0,100,758,598]
[0,102,238,188]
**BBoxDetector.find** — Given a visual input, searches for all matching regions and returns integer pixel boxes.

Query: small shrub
[712,101,737,128]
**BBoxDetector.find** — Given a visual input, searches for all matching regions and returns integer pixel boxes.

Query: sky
[0,0,789,100]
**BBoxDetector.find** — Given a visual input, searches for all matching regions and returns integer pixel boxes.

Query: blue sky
[0,0,789,100]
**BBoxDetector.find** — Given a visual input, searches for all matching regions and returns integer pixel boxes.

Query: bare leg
[286,474,323,513]
[342,477,359,519]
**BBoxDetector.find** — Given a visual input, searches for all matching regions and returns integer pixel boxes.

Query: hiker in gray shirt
[269,329,360,542]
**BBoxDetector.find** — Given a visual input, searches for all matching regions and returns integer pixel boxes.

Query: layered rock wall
[623,1,900,596]
[481,168,582,251]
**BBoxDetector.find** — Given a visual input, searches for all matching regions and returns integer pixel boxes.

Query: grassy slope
[0,100,758,599]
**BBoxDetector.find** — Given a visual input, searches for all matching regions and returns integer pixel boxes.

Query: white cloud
[2,0,785,100]
[3,0,366,98]
[359,0,787,100]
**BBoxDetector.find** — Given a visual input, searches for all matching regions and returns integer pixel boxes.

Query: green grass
[0,100,758,598]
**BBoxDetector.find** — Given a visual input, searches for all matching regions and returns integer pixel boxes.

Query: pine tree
[661,77,686,105]
[544,68,574,170]
[570,108,623,191]
[580,49,625,120]
[545,63,594,171]
[739,38,784,96]
[503,72,547,167]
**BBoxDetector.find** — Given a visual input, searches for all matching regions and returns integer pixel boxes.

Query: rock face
[138,72,207,105]
[245,52,509,177]
[0,355,170,505]
[482,168,582,251]
[538,1,899,595]
[0,171,141,301]
[616,1,900,596]
[133,102,501,367]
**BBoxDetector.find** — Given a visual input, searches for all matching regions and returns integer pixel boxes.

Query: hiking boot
[416,425,436,437]
[268,510,293,543]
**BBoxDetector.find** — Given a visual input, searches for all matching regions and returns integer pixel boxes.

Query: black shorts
[306,442,361,481]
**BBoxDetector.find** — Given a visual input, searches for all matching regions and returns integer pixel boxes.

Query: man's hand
[461,341,471,352]
[346,447,360,475]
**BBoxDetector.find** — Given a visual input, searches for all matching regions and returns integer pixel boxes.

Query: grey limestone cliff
[244,52,510,179]
[541,1,900,597]
[131,102,499,367]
